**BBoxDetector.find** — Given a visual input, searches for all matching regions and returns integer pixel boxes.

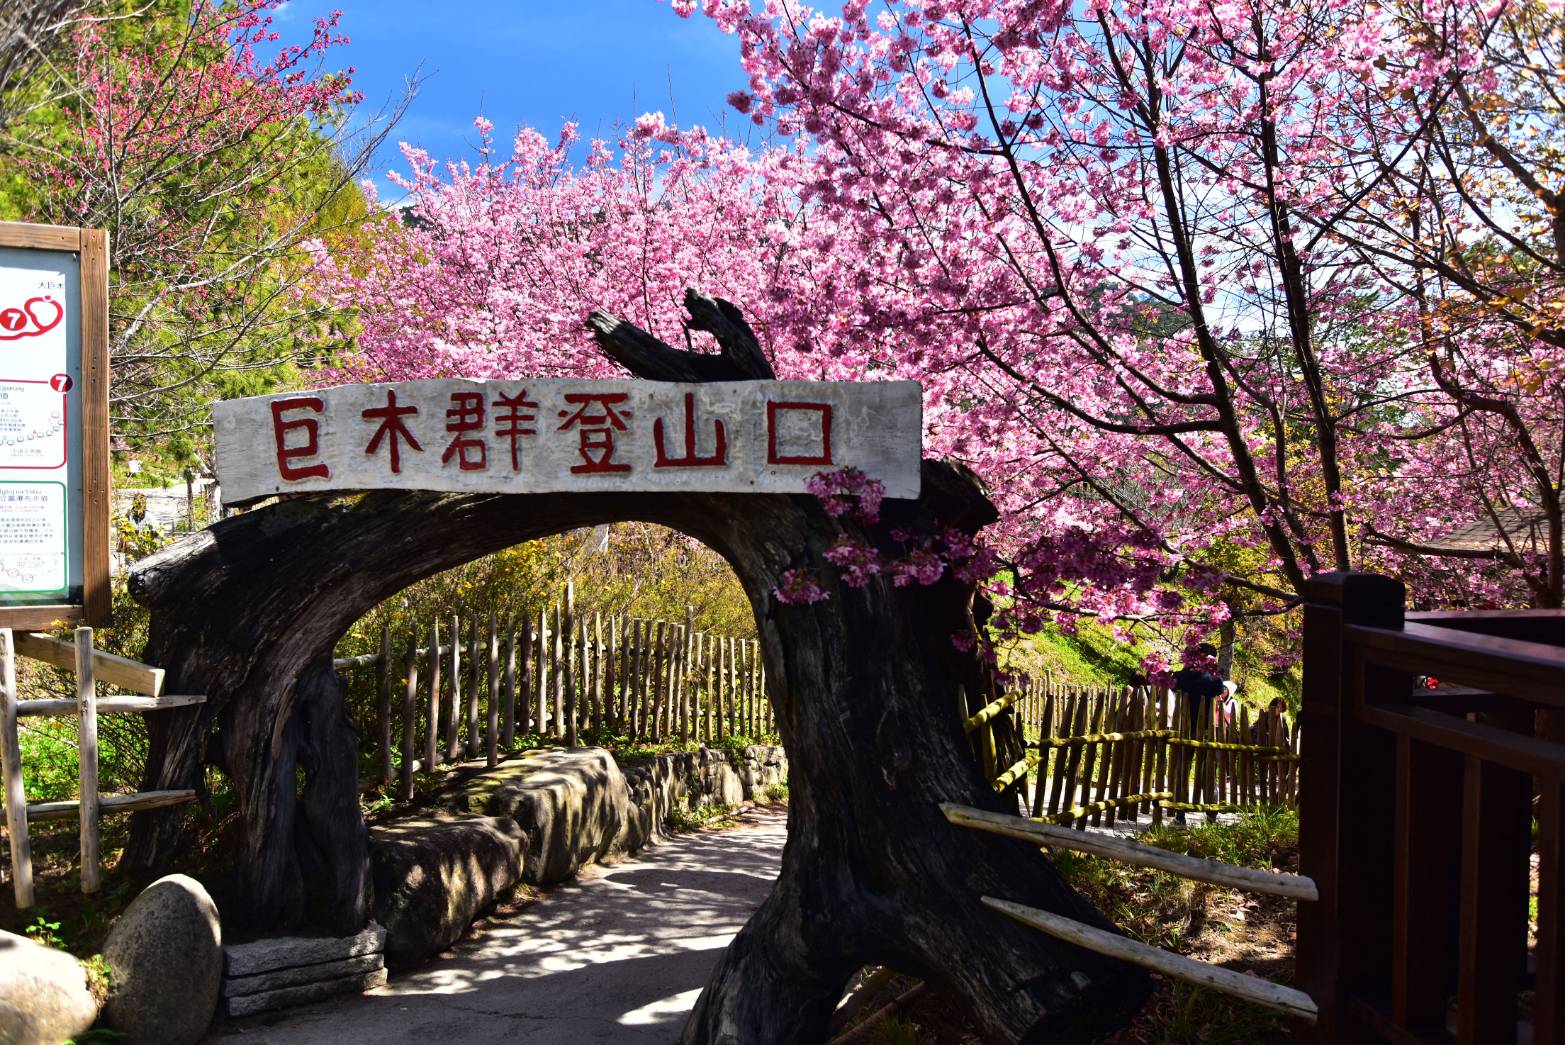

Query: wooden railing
[1296,573,1563,1045]
[0,627,203,908]
[973,682,1299,829]
[335,582,772,798]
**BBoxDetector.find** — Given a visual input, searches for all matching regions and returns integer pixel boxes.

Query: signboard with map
[0,222,109,628]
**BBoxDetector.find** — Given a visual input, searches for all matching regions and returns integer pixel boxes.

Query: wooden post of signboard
[0,628,34,907]
[75,627,100,893]
[0,223,111,631]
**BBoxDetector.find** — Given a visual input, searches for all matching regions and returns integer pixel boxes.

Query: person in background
[1251,696,1289,742]
[1215,679,1240,728]
[1173,642,1226,723]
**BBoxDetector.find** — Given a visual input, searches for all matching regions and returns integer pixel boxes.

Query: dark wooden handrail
[1297,573,1562,1045]
[1344,619,1565,706]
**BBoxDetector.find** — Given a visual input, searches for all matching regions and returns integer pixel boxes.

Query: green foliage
[666,801,736,833]
[24,914,65,950]
[762,781,790,803]
[1053,809,1300,1044]
[868,1017,926,1045]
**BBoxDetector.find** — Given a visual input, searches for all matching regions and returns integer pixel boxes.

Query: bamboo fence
[336,582,774,792]
[973,679,1300,830]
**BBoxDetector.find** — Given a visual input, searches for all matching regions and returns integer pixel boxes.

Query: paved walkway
[213,807,788,1044]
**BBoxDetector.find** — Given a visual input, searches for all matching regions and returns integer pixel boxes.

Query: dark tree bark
[124,292,1148,1041]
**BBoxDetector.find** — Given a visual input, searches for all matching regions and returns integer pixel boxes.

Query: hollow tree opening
[122,293,1148,1043]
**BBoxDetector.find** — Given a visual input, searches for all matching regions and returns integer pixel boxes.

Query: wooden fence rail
[973,680,1300,831]
[334,582,775,785]
[0,627,203,908]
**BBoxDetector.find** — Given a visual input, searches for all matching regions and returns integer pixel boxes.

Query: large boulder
[369,814,525,966]
[0,930,98,1045]
[456,747,631,885]
[100,874,221,1045]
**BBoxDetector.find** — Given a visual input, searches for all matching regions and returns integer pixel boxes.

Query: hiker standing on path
[1172,643,1227,824]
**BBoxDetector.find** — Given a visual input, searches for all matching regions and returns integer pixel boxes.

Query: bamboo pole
[400,637,418,801]
[982,896,1319,1021]
[943,804,1319,899]
[426,618,441,770]
[0,629,33,908]
[466,619,481,759]
[552,598,565,742]
[74,628,101,894]
[377,623,393,783]
[519,617,535,737]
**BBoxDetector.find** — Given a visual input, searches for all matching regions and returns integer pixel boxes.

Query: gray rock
[223,923,385,977]
[458,747,631,885]
[221,967,388,1018]
[101,873,221,1045]
[370,814,525,965]
[0,930,98,1045]
[222,952,384,997]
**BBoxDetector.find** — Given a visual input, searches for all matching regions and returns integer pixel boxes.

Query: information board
[214,379,922,503]
[0,222,110,629]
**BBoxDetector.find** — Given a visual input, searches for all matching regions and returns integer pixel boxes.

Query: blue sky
[280,1,753,195]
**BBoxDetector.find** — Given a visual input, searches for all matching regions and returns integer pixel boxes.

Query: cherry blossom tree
[3,0,406,462]
[321,0,1562,677]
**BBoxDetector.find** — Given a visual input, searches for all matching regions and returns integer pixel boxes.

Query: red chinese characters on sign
[766,401,834,466]
[494,388,539,472]
[557,392,632,475]
[653,392,728,469]
[442,392,486,471]
[270,396,329,481]
[362,388,423,474]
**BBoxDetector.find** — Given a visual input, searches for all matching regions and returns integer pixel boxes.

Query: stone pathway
[210,806,788,1044]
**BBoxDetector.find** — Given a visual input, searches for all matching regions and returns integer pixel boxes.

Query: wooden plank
[1391,735,1462,1031]
[0,220,81,250]
[446,615,463,761]
[79,228,111,627]
[13,631,164,696]
[943,804,1319,899]
[982,896,1318,1021]
[1031,690,1054,818]
[487,614,499,767]
[377,625,393,783]
[74,628,100,893]
[16,694,204,716]
[26,789,197,822]
[1343,621,1565,707]
[519,618,535,737]
[1455,754,1532,1044]
[1537,753,1564,1045]
[0,629,34,908]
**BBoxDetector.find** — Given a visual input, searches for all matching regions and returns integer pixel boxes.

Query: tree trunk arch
[123,293,1146,1042]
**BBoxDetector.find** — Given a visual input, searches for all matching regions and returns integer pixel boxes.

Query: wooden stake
[503,629,517,749]
[376,623,393,783]
[426,618,441,770]
[400,637,418,801]
[446,614,462,761]
[75,628,101,894]
[487,613,500,766]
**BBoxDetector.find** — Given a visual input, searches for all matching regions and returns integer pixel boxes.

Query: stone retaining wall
[369,744,787,967]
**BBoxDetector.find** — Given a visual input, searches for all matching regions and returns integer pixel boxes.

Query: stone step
[221,967,389,1019]
[223,923,386,977]
[222,952,386,998]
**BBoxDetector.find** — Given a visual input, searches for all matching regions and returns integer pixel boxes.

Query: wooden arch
[122,295,1145,1043]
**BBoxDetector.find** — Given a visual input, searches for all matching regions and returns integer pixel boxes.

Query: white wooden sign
[0,222,111,629]
[214,379,922,504]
